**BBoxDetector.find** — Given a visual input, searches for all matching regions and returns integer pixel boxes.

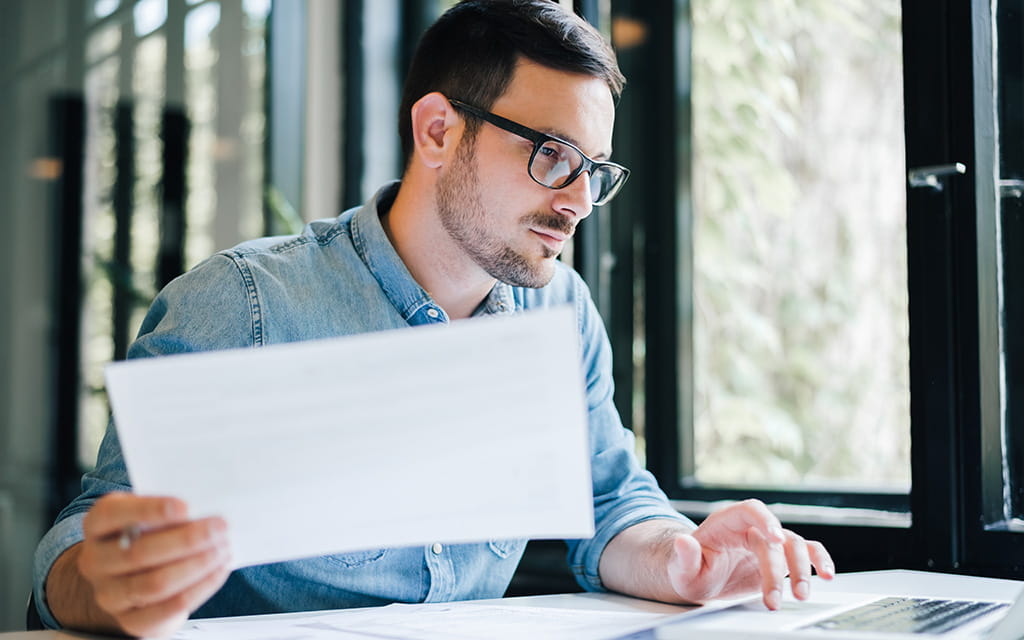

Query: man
[34,1,834,637]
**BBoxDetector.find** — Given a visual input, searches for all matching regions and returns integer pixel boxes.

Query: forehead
[488,59,616,158]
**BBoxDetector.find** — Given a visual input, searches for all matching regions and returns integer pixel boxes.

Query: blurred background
[2,0,1022,631]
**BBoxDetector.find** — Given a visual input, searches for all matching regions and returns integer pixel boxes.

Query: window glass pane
[133,0,166,37]
[79,55,120,466]
[995,1,1024,523]
[130,34,166,336]
[73,0,269,468]
[360,0,402,201]
[184,2,222,264]
[184,0,267,267]
[243,0,271,21]
[93,0,120,21]
[690,0,909,490]
[239,2,269,240]
[86,22,121,63]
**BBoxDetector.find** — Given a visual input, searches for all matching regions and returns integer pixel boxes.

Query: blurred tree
[691,0,909,489]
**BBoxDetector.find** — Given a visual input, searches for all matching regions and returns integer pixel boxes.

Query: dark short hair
[398,0,624,167]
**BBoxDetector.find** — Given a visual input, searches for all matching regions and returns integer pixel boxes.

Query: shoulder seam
[230,225,348,257]
[218,252,264,346]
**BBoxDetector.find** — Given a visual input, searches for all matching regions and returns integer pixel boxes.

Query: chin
[521,261,558,289]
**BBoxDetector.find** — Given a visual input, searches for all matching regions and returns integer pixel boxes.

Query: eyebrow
[535,126,612,162]
[461,98,613,162]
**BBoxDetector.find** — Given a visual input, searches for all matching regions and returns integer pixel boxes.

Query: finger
[94,517,229,576]
[116,562,232,639]
[99,543,231,615]
[782,531,812,600]
[808,540,836,579]
[702,499,785,545]
[747,526,787,611]
[83,493,189,540]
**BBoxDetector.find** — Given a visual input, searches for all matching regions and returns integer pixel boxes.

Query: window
[960,0,1024,575]
[607,0,1024,576]
[74,0,269,470]
[609,0,909,516]
[687,0,909,494]
[0,0,270,513]
[991,0,1024,530]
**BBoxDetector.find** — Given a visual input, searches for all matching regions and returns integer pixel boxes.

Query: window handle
[908,162,967,191]
[998,179,1024,199]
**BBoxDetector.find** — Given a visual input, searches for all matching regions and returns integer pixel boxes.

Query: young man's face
[436,59,617,288]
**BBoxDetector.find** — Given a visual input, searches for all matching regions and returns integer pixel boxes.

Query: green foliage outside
[690,0,910,489]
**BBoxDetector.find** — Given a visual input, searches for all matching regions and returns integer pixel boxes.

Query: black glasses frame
[448,98,630,206]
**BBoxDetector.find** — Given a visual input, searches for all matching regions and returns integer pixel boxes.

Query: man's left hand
[666,499,835,610]
[599,499,835,609]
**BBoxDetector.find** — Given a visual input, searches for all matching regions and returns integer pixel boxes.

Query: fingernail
[794,580,809,599]
[205,518,227,537]
[766,589,782,610]
[771,526,786,542]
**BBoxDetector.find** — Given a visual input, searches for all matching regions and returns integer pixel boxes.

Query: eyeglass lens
[530,139,623,205]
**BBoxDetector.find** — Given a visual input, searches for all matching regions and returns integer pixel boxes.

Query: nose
[551,171,594,221]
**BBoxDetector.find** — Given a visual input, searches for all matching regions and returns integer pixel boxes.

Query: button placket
[423,542,455,602]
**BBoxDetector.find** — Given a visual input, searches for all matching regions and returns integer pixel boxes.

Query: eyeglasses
[448,99,630,206]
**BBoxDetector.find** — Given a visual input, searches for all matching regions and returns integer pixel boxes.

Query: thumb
[667,534,703,598]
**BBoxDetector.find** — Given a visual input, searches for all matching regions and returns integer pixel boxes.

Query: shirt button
[426,308,440,319]
[431,542,443,555]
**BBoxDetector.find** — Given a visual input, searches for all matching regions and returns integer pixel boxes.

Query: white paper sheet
[167,593,759,640]
[105,306,594,568]
[171,598,715,640]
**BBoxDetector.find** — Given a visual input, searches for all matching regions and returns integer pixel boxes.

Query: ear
[409,92,462,170]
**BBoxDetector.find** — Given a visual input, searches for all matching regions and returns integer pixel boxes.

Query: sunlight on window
[80,56,120,465]
[77,1,269,468]
[184,3,221,264]
[243,0,270,21]
[133,0,166,37]
[93,0,120,20]
[690,0,910,491]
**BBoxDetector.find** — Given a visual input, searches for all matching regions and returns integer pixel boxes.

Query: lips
[530,228,572,254]
[531,227,570,243]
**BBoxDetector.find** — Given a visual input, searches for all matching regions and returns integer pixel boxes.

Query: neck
[381,180,496,321]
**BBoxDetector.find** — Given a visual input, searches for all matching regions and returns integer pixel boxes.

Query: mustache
[523,212,575,237]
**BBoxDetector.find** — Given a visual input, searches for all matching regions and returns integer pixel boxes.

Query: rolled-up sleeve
[565,280,695,592]
[32,422,132,629]
[32,254,255,629]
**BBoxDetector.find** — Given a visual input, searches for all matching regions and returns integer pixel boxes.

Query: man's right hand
[46,492,231,638]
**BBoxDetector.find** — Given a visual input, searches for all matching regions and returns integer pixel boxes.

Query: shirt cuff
[33,512,87,630]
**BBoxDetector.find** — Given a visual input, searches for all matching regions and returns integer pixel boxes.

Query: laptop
[653,572,1024,639]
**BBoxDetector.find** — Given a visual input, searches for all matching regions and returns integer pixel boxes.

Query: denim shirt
[33,182,692,629]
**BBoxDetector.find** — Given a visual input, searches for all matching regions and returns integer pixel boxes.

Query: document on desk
[105,306,594,568]
[174,605,674,640]
[171,597,738,640]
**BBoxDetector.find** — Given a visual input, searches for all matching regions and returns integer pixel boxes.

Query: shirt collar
[350,181,516,323]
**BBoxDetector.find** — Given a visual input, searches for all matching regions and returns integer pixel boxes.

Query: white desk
[4,571,1021,640]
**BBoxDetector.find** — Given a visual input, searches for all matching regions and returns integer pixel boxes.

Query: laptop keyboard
[802,596,1009,634]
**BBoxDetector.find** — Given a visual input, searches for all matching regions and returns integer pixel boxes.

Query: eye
[532,140,578,186]
[536,141,573,165]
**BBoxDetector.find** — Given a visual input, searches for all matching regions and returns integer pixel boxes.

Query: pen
[118,524,141,551]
